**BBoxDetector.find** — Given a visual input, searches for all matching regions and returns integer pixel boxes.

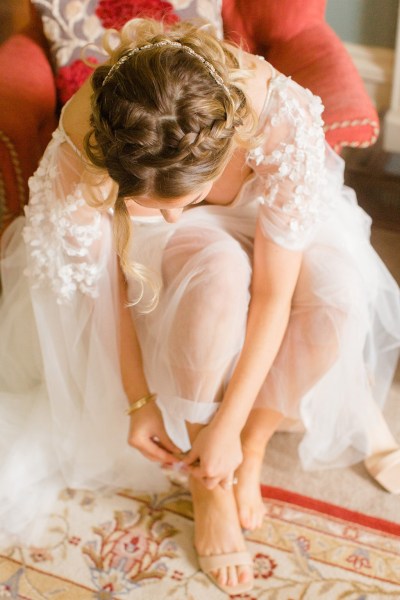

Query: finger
[201,476,221,490]
[181,450,197,465]
[186,466,205,481]
[189,467,221,489]
[219,477,235,491]
[150,445,180,464]
[152,433,182,457]
[136,439,181,464]
[141,450,178,465]
[140,449,163,463]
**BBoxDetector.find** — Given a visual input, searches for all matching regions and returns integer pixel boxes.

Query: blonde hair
[84,18,257,310]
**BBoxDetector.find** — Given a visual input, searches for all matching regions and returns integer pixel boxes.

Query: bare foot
[190,476,253,591]
[234,447,266,531]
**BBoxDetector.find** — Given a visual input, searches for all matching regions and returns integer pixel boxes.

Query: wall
[325,0,399,49]
[325,0,399,113]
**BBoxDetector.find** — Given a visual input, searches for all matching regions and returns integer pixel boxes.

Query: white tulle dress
[1,67,400,544]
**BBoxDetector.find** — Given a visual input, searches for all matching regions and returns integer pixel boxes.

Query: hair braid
[84,18,258,310]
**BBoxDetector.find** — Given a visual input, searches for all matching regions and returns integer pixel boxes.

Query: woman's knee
[162,227,252,305]
[291,251,367,371]
[295,249,366,317]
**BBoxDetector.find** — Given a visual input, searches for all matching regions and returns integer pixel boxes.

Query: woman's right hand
[128,399,182,464]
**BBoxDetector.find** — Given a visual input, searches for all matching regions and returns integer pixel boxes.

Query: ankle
[240,443,266,462]
[189,476,225,501]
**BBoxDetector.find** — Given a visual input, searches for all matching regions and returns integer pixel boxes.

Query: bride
[1,18,399,594]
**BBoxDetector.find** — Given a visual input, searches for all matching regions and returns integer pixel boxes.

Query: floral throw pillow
[31,0,223,104]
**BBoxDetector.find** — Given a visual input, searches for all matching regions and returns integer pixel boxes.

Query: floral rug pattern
[0,483,399,599]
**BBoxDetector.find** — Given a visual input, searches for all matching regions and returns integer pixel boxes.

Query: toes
[246,511,256,530]
[258,507,267,528]
[217,567,228,587]
[238,565,252,584]
[239,503,266,531]
[210,569,221,585]
[210,568,226,587]
[239,507,252,530]
[252,509,265,530]
[212,566,249,589]
[254,503,267,529]
[210,565,253,588]
[226,565,238,588]
[242,514,256,531]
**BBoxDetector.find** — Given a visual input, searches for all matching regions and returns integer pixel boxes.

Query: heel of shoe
[364,448,400,494]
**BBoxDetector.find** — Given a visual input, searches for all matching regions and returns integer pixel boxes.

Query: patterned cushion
[31,0,223,104]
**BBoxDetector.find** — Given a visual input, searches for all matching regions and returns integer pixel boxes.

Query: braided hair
[84,18,257,309]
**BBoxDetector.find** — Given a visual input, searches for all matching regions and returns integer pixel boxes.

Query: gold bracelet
[125,393,157,416]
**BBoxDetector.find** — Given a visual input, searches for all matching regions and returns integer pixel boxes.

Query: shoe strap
[198,551,252,573]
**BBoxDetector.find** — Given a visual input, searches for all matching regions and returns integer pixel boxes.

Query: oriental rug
[0,483,399,599]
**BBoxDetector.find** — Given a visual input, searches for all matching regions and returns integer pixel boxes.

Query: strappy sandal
[364,448,400,494]
[198,551,254,594]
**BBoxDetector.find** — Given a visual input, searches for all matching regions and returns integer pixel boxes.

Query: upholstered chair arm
[265,22,380,152]
[222,0,379,153]
[0,31,57,235]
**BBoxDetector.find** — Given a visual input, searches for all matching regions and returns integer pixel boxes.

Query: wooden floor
[343,134,400,232]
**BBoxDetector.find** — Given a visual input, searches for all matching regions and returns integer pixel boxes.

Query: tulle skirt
[0,217,168,546]
[130,188,400,469]
[1,150,399,544]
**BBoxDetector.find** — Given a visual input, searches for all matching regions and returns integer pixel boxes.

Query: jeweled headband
[102,39,230,95]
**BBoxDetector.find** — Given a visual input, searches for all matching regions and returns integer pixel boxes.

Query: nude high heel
[364,449,400,494]
[363,399,400,494]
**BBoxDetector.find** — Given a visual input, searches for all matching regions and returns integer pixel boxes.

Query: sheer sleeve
[23,129,110,304]
[247,75,329,250]
[9,129,164,508]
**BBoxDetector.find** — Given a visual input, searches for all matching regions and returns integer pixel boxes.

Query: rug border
[261,485,400,537]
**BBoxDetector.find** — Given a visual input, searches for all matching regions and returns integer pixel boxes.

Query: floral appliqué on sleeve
[247,76,329,249]
[23,129,104,304]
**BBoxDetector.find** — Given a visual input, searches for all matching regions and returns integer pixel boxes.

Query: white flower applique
[23,129,104,304]
[247,77,327,238]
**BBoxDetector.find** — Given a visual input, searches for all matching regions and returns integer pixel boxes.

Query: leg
[234,408,284,530]
[186,423,253,594]
[160,228,254,593]
[234,248,375,527]
[364,398,400,493]
[233,252,346,529]
[233,304,343,530]
[235,245,400,516]
[153,225,251,441]
[133,224,252,450]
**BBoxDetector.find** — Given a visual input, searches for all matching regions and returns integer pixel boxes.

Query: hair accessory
[102,40,229,95]
[126,393,157,416]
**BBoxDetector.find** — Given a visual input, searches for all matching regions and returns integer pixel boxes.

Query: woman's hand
[182,422,243,489]
[128,400,182,464]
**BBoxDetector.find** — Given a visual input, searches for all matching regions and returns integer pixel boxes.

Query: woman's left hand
[181,422,243,489]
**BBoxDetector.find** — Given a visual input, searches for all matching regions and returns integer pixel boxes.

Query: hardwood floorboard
[343,130,400,232]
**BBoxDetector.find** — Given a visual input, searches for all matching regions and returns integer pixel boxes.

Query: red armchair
[222,0,380,151]
[0,0,379,237]
[0,5,57,234]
